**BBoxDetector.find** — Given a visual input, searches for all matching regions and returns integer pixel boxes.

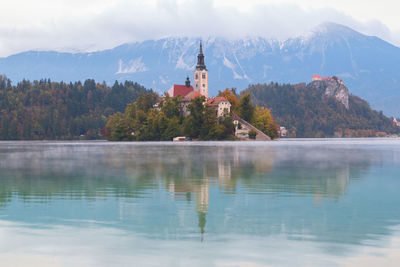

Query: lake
[0,139,399,266]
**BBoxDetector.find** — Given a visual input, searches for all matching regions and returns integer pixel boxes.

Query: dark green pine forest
[0,75,150,140]
[244,83,400,138]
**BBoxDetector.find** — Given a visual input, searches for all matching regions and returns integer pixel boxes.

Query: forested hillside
[0,76,150,140]
[244,83,399,138]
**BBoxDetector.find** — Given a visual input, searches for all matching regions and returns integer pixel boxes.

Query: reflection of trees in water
[0,144,273,235]
[0,144,372,207]
[0,144,366,201]
[265,146,375,198]
[0,143,397,247]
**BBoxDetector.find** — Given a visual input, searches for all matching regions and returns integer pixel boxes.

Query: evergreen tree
[238,93,254,122]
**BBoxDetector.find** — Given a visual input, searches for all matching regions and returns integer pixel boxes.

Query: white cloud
[0,0,399,57]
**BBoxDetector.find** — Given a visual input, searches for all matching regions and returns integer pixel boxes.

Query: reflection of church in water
[167,147,234,237]
[166,146,251,239]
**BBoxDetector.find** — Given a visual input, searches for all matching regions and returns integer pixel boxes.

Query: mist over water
[0,140,399,266]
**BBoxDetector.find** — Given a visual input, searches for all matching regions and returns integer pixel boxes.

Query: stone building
[207,96,231,117]
[180,90,202,117]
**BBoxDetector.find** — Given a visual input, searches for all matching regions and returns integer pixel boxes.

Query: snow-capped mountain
[1,22,400,115]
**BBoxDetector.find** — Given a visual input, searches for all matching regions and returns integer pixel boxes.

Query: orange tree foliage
[218,88,280,139]
[218,88,239,110]
[252,107,280,139]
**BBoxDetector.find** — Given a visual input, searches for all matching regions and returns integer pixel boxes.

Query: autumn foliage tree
[222,90,279,139]
[218,88,239,110]
[252,107,280,140]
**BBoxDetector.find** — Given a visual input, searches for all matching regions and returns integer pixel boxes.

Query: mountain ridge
[1,22,400,115]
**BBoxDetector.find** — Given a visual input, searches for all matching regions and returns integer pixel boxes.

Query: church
[167,41,209,99]
[166,42,231,117]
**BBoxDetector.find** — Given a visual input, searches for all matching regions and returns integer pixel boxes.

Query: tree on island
[248,129,257,139]
[219,88,239,110]
[105,93,236,141]
[218,89,279,140]
[237,93,254,122]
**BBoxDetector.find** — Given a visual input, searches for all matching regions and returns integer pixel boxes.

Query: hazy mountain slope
[1,22,400,115]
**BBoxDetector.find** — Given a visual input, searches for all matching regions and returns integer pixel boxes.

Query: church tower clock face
[194,41,208,99]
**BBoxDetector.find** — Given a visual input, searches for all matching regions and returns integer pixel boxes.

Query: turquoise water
[0,140,399,266]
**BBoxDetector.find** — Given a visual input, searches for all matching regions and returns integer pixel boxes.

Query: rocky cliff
[309,77,349,109]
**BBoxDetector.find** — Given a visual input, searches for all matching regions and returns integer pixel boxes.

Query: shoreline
[0,137,399,146]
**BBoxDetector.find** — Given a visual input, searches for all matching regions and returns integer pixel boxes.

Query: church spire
[196,41,206,71]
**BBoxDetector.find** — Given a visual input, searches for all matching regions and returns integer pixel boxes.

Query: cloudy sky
[0,0,399,57]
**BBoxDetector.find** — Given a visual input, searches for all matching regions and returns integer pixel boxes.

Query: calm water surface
[0,139,399,266]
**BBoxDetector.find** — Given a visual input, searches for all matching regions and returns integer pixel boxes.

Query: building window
[202,84,205,87]
[195,74,198,79]
[202,73,206,79]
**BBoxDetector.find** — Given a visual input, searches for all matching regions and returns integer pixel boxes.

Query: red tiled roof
[207,96,228,106]
[183,91,202,101]
[312,75,322,78]
[170,85,194,97]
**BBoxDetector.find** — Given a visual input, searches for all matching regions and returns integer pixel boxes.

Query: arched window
[202,73,206,79]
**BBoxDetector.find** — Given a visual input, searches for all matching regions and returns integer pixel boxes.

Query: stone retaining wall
[233,112,272,141]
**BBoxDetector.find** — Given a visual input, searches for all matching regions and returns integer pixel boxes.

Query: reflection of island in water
[163,145,367,238]
[0,142,399,247]
[160,146,276,238]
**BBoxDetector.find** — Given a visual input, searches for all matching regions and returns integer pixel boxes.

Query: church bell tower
[193,41,208,98]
